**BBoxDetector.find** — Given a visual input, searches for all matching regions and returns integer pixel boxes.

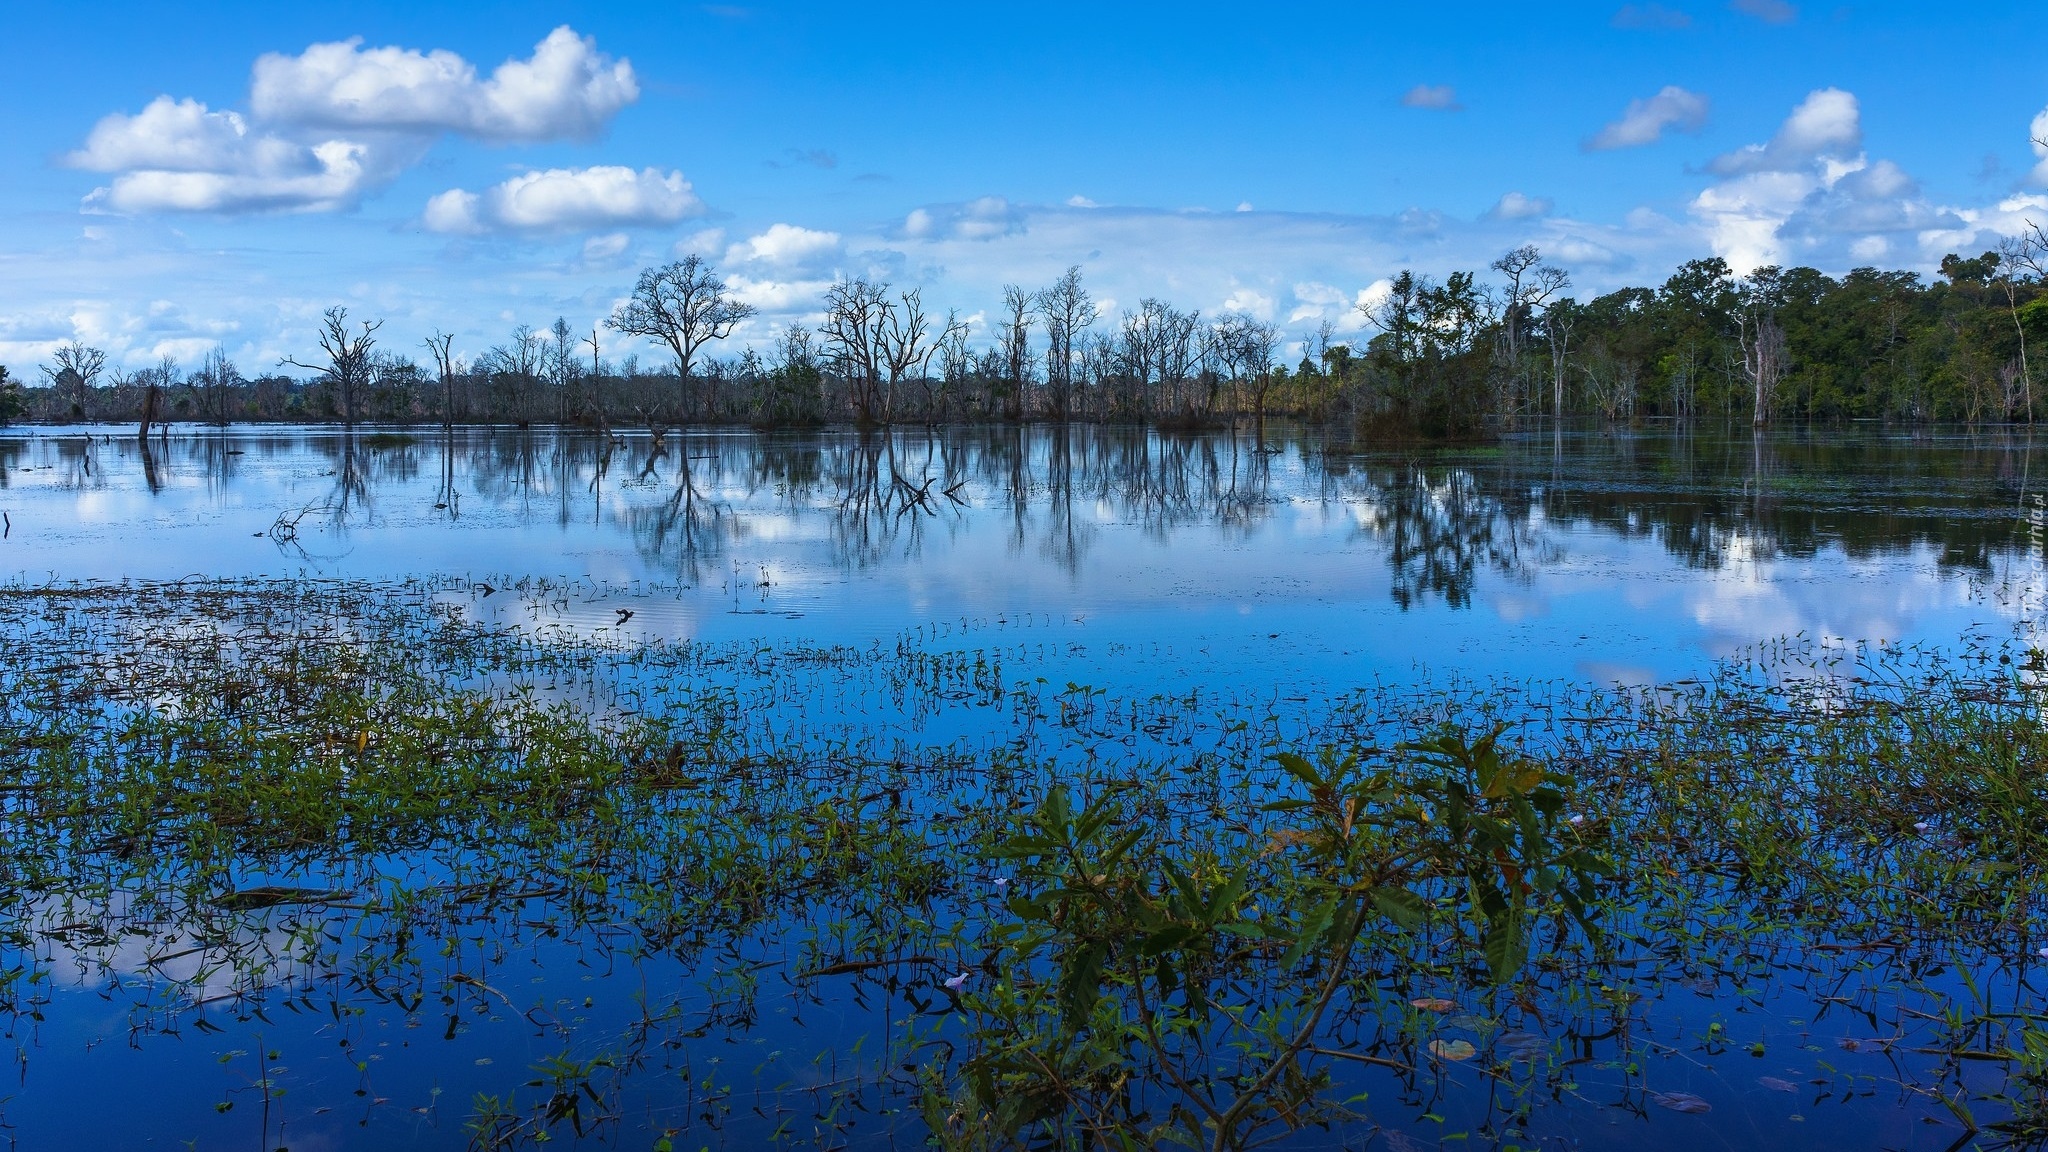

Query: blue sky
[2,0,2045,374]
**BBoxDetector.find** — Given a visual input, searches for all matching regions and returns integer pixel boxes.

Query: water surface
[3,423,2043,692]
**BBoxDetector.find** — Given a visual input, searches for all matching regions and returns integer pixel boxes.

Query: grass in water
[0,578,2045,1150]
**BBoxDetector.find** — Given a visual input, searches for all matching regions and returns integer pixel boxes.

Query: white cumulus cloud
[727,223,842,268]
[1219,287,1276,320]
[1686,89,1968,273]
[1708,87,1860,175]
[425,167,704,233]
[66,27,641,218]
[1488,192,1555,220]
[250,26,637,142]
[1585,86,1709,151]
[68,96,397,214]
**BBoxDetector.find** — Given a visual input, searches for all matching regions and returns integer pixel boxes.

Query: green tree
[0,365,23,424]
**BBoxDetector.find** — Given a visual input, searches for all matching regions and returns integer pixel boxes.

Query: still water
[2,423,2043,689]
[1,423,2045,1152]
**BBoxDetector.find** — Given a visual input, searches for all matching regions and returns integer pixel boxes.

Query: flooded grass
[1,578,2046,1149]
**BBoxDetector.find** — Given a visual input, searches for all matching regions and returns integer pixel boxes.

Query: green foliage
[936,729,1609,1149]
[7,580,2048,1146]
[0,365,23,424]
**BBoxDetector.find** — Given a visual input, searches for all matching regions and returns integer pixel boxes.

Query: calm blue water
[2,423,2042,693]
[2,422,2045,1151]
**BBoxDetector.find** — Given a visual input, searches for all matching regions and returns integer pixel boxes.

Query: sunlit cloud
[424,166,704,233]
[1585,86,1709,151]
[66,27,639,217]
[250,26,637,142]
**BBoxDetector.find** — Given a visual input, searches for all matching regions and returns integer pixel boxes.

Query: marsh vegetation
[0,422,2044,1148]
[0,577,2044,1150]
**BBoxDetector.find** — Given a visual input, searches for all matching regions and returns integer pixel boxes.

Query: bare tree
[482,324,548,425]
[1997,231,2040,422]
[423,330,458,429]
[1735,270,1787,427]
[922,308,972,419]
[196,345,238,427]
[605,257,756,421]
[818,277,891,423]
[582,327,606,429]
[1035,266,1095,420]
[1212,313,1281,423]
[135,354,179,438]
[1543,299,1579,421]
[1491,246,1570,413]
[283,307,381,427]
[41,342,107,421]
[997,285,1035,421]
[877,288,947,422]
[548,317,575,425]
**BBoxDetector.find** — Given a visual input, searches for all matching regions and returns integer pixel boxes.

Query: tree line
[5,226,2047,436]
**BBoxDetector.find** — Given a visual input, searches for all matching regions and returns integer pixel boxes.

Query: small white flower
[2037,947,2048,960]
[1912,821,1930,833]
[1567,815,1585,826]
[944,971,970,991]
[994,877,1011,891]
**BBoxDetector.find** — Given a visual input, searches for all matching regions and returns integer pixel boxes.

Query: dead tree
[1491,246,1570,413]
[1736,306,1786,427]
[606,256,756,422]
[197,345,237,427]
[283,307,381,427]
[1998,231,2041,422]
[41,342,106,421]
[819,278,891,424]
[997,285,1034,421]
[1035,266,1095,420]
[1543,299,1579,421]
[423,330,458,429]
[878,288,944,422]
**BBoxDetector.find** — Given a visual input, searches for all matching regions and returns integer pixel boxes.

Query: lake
[0,422,2044,1152]
[3,423,2042,688]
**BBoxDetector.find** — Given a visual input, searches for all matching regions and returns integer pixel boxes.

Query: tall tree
[1542,298,1579,420]
[997,285,1035,422]
[422,331,458,429]
[41,342,106,421]
[1735,268,1788,427]
[1998,231,2041,422]
[818,277,891,424]
[1035,266,1095,421]
[605,257,756,422]
[1490,246,1570,414]
[197,345,238,427]
[283,307,381,427]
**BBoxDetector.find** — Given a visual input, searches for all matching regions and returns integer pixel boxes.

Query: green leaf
[1281,897,1338,968]
[1482,916,1527,983]
[1369,888,1426,932]
[1275,752,1323,788]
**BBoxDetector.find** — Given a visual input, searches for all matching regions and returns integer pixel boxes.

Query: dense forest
[4,229,2047,435]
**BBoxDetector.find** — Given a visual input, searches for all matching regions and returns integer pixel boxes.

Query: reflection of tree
[825,432,961,569]
[623,442,731,582]
[1527,428,2042,577]
[1360,467,1539,610]
[42,422,2039,604]
[55,435,103,490]
[138,438,163,494]
[1041,425,1091,574]
[436,431,462,521]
